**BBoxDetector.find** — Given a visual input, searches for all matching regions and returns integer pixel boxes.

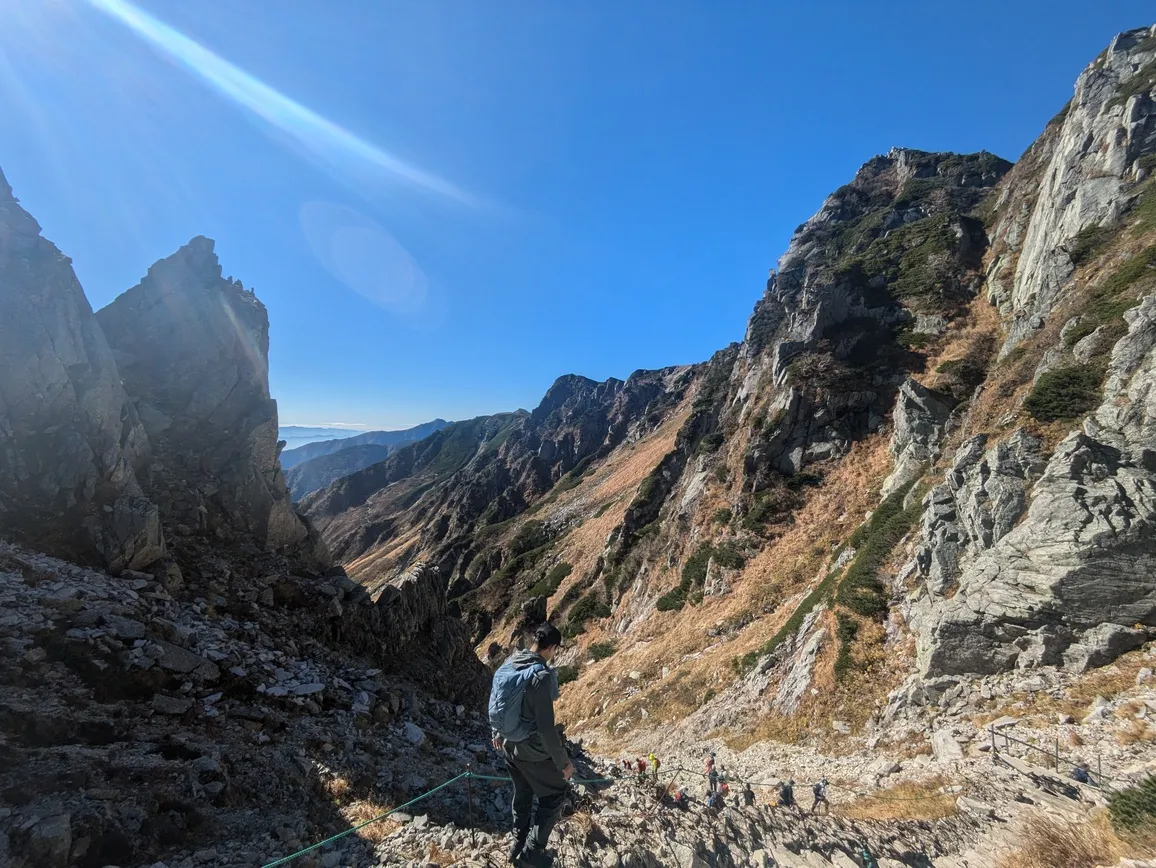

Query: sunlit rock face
[96,236,309,552]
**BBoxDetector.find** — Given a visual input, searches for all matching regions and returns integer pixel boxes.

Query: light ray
[83,0,475,206]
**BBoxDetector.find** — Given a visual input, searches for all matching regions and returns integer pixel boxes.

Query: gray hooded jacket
[497,649,568,771]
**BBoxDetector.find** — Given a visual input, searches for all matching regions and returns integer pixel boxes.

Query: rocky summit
[5,23,1156,868]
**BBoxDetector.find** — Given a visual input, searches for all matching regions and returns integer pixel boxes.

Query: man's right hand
[562,762,574,780]
[492,737,504,750]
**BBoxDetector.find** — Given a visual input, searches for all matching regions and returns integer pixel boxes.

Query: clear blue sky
[1,2,1150,429]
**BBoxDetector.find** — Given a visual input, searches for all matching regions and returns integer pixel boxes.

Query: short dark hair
[531,622,562,651]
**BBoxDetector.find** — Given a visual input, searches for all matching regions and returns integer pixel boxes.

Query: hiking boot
[516,846,554,868]
[507,837,527,864]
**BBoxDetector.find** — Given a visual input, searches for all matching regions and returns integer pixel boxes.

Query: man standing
[489,624,574,867]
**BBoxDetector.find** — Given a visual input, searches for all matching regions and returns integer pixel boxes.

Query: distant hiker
[859,844,879,868]
[719,780,730,798]
[648,752,661,781]
[1071,761,1091,784]
[706,791,722,810]
[811,779,830,815]
[704,752,716,775]
[636,757,647,779]
[708,767,719,794]
[777,779,795,808]
[489,623,573,867]
[674,786,689,810]
[622,758,631,772]
[743,783,755,807]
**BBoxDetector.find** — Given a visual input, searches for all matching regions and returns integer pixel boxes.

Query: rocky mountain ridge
[281,420,450,472]
[307,24,1156,774]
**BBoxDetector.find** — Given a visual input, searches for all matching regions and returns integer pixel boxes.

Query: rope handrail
[261,755,971,865]
[261,771,472,868]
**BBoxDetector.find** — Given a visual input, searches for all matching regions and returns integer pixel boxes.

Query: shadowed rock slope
[0,168,162,572]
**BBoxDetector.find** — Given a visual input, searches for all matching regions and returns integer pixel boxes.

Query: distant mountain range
[282,419,451,498]
[278,426,364,449]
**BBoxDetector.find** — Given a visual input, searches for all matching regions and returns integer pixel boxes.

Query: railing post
[1055,737,1060,772]
[466,766,474,830]
[990,725,996,761]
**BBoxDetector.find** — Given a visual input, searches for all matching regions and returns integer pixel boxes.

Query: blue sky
[1,1,1150,429]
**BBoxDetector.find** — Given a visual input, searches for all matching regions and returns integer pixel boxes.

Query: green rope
[260,771,471,868]
[467,772,615,785]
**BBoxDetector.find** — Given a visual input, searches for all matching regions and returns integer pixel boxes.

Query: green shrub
[714,465,730,484]
[837,479,922,618]
[712,541,745,570]
[697,432,725,454]
[713,507,733,525]
[593,501,613,518]
[528,561,572,598]
[556,664,579,686]
[1024,366,1104,423]
[588,641,617,661]
[682,544,713,586]
[565,592,611,637]
[743,486,799,531]
[656,586,688,612]
[833,612,860,681]
[510,520,550,557]
[1068,224,1114,266]
[1110,774,1156,832]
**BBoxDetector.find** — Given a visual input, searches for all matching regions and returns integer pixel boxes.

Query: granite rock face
[881,378,957,498]
[915,298,1156,677]
[995,26,1156,354]
[0,168,163,571]
[96,237,308,552]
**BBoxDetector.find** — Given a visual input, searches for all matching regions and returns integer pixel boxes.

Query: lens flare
[83,0,475,206]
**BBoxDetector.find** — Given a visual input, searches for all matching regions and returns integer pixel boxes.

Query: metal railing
[988,723,1106,787]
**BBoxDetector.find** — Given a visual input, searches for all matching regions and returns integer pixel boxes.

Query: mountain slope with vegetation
[307,26,1156,759]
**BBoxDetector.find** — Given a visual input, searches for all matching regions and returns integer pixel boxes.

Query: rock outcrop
[916,298,1156,677]
[995,26,1156,354]
[880,378,957,497]
[96,237,309,553]
[0,168,163,571]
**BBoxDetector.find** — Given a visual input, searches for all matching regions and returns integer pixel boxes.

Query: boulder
[931,730,964,761]
[27,814,71,868]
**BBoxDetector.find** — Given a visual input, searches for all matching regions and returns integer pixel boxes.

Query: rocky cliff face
[303,368,691,605]
[96,237,309,554]
[0,168,162,572]
[995,27,1156,354]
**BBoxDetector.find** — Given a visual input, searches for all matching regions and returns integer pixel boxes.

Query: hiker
[777,779,795,808]
[489,623,573,867]
[704,752,716,776]
[1071,761,1091,785]
[648,752,661,782]
[859,844,879,868]
[636,756,647,779]
[622,758,631,773]
[743,783,755,807]
[673,786,689,810]
[707,766,719,794]
[811,779,830,815]
[719,780,730,798]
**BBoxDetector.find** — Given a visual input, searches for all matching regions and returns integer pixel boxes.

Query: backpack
[488,659,547,742]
